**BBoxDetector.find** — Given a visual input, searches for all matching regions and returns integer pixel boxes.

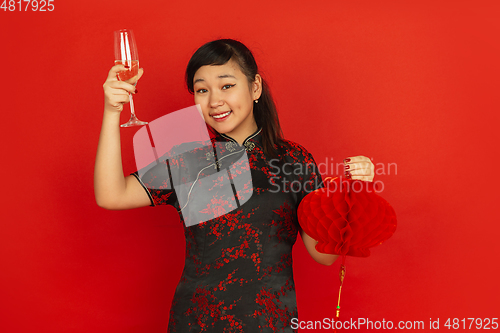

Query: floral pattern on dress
[134,129,322,333]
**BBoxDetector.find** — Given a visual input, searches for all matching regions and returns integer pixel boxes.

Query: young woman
[95,39,374,332]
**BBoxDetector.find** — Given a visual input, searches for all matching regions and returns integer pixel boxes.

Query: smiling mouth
[212,111,232,119]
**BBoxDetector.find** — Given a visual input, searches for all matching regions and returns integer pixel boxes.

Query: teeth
[213,111,231,119]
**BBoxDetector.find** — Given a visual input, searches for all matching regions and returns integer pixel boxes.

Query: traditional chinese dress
[133,128,321,332]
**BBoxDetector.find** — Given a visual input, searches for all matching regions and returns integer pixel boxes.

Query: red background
[1,0,499,332]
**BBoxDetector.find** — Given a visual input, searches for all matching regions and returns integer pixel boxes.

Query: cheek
[193,96,209,117]
[227,90,252,107]
[193,94,202,105]
[194,94,207,108]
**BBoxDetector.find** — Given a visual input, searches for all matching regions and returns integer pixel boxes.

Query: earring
[254,99,259,103]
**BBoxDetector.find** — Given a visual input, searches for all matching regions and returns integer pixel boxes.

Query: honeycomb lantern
[298,176,397,321]
[298,177,397,257]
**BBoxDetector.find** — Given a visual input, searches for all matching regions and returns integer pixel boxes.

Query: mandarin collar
[217,128,262,152]
[218,128,262,145]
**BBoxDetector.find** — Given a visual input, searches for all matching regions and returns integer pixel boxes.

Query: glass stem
[129,93,136,118]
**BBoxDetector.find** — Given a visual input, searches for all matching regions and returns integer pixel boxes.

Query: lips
[211,110,232,121]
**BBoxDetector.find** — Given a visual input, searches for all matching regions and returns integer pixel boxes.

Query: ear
[252,74,263,100]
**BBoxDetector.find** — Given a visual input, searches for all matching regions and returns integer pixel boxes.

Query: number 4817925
[1,0,55,11]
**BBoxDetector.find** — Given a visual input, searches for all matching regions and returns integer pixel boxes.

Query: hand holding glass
[114,29,147,127]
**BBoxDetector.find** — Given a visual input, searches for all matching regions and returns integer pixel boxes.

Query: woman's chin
[211,122,235,135]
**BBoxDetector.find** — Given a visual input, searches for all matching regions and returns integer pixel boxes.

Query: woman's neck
[221,120,258,145]
[233,126,258,145]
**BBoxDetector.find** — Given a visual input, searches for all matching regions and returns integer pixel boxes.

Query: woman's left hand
[344,156,374,182]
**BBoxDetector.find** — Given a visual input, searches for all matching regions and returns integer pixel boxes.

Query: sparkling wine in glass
[114,29,147,127]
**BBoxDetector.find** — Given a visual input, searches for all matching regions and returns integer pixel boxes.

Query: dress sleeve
[131,160,179,208]
[296,149,323,205]
[280,141,324,207]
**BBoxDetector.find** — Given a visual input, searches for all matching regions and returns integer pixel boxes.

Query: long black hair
[186,39,284,158]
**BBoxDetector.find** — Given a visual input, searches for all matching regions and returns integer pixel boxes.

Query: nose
[209,91,224,108]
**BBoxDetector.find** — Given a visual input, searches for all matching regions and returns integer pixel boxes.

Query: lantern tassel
[335,255,347,319]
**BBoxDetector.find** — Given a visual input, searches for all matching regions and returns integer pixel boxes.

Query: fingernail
[344,158,351,163]
[124,65,130,68]
[344,165,350,170]
[134,88,138,94]
[345,171,352,179]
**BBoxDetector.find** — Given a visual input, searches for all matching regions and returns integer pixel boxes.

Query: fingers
[106,64,128,80]
[105,79,137,94]
[118,67,144,85]
[106,64,143,80]
[108,89,131,103]
[344,156,371,164]
[129,67,144,85]
[103,88,130,112]
[103,65,142,112]
[103,82,133,112]
[105,65,140,91]
[344,156,374,182]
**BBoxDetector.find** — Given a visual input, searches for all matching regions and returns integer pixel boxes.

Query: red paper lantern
[298,177,397,257]
[298,177,397,321]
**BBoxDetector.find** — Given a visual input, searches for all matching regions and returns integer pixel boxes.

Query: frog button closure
[225,142,238,152]
[244,142,255,152]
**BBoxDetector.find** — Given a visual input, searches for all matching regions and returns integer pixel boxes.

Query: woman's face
[193,60,262,144]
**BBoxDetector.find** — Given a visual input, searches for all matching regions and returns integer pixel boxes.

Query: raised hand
[103,64,143,113]
[343,156,374,182]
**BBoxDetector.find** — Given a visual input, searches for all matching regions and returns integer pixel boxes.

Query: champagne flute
[114,29,148,127]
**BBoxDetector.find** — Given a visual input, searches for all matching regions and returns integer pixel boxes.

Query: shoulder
[277,139,316,165]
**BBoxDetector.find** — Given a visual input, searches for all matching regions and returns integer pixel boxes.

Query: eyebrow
[193,74,236,84]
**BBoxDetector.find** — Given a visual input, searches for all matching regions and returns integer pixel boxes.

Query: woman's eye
[196,89,207,94]
[222,84,235,90]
